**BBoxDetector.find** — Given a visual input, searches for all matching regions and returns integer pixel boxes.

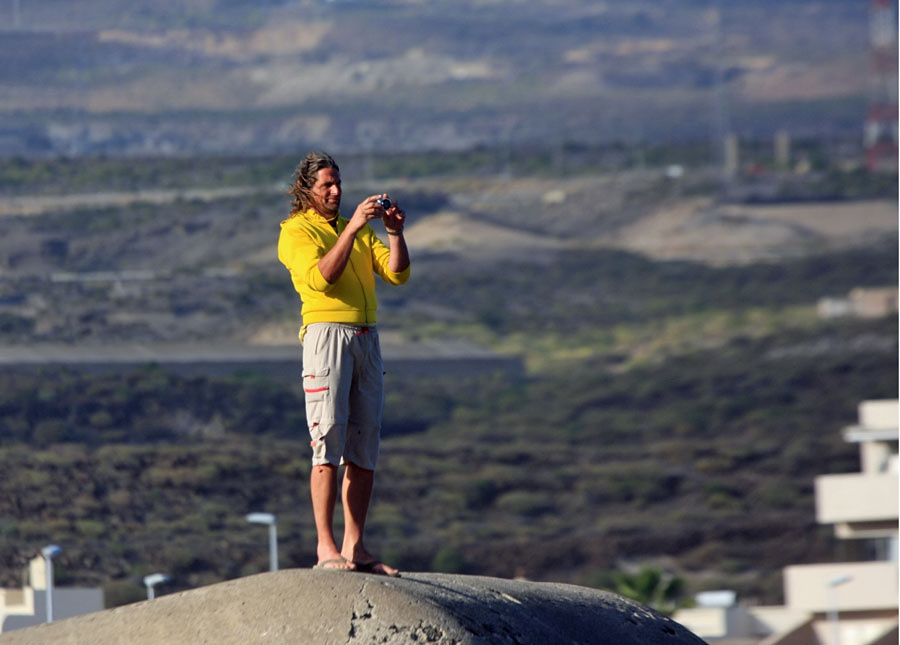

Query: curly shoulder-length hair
[288,151,339,212]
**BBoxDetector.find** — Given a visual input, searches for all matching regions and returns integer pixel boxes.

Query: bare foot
[352,559,400,577]
[314,557,356,571]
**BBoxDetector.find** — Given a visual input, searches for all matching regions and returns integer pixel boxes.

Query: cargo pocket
[302,367,331,401]
[302,367,331,435]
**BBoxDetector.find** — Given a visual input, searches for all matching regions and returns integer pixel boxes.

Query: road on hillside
[0,341,524,381]
[0,184,284,217]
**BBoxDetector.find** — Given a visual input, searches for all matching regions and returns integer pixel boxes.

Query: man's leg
[340,462,373,559]
[310,463,355,569]
[341,462,398,576]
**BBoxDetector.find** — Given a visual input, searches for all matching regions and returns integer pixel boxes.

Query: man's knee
[344,460,375,474]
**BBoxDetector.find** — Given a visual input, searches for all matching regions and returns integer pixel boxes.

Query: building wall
[2,589,104,632]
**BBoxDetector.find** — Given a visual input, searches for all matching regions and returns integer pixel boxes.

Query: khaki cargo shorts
[301,323,384,470]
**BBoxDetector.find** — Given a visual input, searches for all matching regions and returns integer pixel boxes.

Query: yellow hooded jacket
[277,209,410,340]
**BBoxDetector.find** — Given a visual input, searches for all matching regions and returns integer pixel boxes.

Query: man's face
[310,167,341,218]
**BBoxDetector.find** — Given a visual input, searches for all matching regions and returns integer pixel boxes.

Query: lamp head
[828,575,852,587]
[41,545,62,559]
[143,573,170,587]
[245,512,276,525]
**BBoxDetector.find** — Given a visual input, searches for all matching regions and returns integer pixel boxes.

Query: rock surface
[0,570,706,644]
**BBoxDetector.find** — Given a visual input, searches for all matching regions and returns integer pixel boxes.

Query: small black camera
[377,198,391,211]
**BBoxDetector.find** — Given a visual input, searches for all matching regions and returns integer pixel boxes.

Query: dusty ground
[3,179,894,270]
[404,211,569,263]
[599,197,898,265]
[404,189,897,267]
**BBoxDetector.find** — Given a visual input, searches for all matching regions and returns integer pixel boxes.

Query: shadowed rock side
[0,571,707,645]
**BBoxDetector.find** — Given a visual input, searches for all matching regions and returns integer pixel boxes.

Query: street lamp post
[827,574,852,645]
[143,573,170,600]
[246,512,278,572]
[41,544,62,623]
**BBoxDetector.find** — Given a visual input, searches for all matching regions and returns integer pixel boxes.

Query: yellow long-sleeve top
[277,208,410,339]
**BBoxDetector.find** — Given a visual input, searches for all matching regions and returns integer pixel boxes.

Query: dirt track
[0,185,282,218]
[601,197,898,265]
[2,179,895,269]
[405,195,897,267]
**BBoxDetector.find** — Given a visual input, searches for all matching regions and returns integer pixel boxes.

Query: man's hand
[347,195,390,234]
[377,195,409,273]
[378,196,406,233]
[320,194,408,283]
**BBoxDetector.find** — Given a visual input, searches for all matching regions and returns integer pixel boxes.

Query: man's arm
[317,196,384,283]
[382,199,410,274]
[384,230,409,274]
[317,224,359,284]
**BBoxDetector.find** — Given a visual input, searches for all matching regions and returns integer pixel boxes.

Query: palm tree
[612,566,685,616]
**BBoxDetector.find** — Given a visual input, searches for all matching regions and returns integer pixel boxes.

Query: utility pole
[41,545,62,623]
[710,0,734,193]
[864,0,898,171]
[246,513,279,572]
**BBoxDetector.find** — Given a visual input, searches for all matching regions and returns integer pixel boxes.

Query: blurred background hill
[0,0,896,621]
[0,0,876,156]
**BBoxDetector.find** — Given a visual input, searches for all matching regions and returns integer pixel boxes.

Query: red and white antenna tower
[864,0,898,172]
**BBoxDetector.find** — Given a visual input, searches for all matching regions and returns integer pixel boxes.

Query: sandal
[353,560,400,577]
[314,557,355,571]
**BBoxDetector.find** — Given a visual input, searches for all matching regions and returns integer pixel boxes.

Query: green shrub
[463,479,499,509]
[430,546,466,574]
[103,580,147,608]
[75,519,107,538]
[494,490,554,518]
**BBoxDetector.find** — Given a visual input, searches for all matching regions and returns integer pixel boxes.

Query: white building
[675,399,899,645]
[1,554,104,632]
[817,287,898,320]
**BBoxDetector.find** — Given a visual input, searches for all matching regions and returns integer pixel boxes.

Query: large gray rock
[0,570,706,644]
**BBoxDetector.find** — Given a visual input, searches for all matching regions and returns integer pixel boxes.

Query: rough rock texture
[0,570,707,644]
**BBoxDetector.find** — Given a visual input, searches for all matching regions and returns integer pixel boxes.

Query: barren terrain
[0,0,874,156]
[399,174,898,267]
[598,197,898,265]
[2,174,895,275]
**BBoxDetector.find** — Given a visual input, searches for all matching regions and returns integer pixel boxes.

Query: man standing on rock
[278,151,409,576]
